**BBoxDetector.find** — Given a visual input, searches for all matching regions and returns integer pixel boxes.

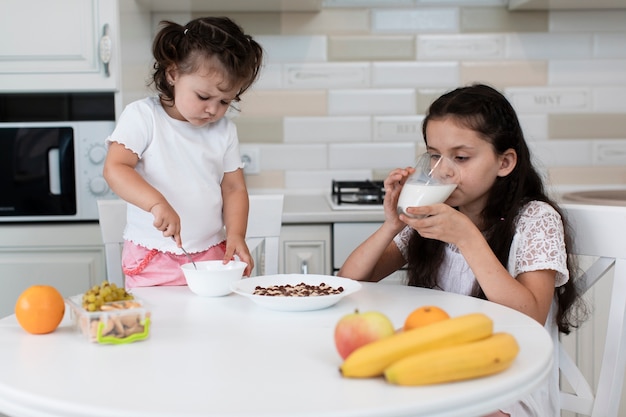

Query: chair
[558,203,626,417]
[97,199,127,287]
[96,194,284,286]
[245,194,284,277]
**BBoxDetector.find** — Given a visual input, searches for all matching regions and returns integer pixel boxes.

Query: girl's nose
[205,102,217,116]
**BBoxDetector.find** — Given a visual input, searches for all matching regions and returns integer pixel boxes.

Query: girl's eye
[454,156,469,162]
[220,100,231,106]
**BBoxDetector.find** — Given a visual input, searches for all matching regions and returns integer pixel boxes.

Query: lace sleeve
[393,226,413,261]
[512,201,569,287]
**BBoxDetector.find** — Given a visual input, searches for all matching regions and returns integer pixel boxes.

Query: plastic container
[67,296,151,344]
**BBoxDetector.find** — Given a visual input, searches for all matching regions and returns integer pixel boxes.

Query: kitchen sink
[561,189,626,206]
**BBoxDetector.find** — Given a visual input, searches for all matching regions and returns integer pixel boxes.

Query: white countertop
[281,194,385,224]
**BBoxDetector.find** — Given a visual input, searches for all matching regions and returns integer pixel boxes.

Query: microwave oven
[0,93,117,222]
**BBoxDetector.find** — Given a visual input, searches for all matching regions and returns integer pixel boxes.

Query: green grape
[82,280,134,311]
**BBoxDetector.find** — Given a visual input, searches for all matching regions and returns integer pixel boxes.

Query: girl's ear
[166,66,179,85]
[497,148,517,177]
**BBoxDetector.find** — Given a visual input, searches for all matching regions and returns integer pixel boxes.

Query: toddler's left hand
[224,235,254,276]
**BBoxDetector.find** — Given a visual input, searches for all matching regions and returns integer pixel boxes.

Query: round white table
[0,282,553,417]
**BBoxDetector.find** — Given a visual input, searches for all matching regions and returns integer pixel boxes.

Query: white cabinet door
[279,225,331,275]
[0,224,106,318]
[0,0,119,92]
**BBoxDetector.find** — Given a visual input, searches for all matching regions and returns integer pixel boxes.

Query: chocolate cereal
[253,282,344,297]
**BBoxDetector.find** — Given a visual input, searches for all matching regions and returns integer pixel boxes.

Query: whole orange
[403,305,450,331]
[15,285,66,334]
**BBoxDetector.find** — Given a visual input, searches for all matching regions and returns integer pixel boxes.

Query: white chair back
[559,203,626,417]
[96,194,284,286]
[246,194,284,276]
[97,199,127,287]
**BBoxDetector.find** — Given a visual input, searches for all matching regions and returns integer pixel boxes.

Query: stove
[327,180,385,210]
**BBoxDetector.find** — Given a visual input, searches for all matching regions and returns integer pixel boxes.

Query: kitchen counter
[280,194,385,224]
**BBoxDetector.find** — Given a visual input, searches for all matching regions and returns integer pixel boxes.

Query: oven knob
[88,144,107,165]
[89,176,109,195]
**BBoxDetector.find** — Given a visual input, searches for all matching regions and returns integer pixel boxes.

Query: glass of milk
[397,153,460,218]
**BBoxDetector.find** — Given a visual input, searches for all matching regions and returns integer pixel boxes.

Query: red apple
[334,309,395,359]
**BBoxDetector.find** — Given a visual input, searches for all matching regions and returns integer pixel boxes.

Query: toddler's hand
[150,202,182,244]
[224,235,254,277]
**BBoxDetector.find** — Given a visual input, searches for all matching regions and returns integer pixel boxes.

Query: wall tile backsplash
[120,4,626,192]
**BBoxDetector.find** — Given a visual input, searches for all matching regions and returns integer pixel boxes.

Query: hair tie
[183,28,188,35]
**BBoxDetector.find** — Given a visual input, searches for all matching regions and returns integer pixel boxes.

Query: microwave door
[0,127,77,217]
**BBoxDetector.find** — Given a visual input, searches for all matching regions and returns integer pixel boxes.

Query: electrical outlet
[240,145,260,175]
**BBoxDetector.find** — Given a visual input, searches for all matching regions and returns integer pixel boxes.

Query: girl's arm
[338,167,414,282]
[103,142,182,243]
[337,224,407,282]
[221,168,253,276]
[458,229,555,325]
[403,204,555,325]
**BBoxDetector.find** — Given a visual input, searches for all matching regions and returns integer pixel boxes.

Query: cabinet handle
[301,260,308,275]
[99,24,112,77]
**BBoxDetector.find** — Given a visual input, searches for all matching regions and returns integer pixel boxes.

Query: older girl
[339,84,584,417]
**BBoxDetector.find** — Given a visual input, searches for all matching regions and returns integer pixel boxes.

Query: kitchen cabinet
[0,0,120,92]
[279,224,331,275]
[0,224,106,318]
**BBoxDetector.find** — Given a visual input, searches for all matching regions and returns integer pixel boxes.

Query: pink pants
[122,240,227,289]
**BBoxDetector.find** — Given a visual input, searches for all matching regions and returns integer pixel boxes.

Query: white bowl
[181,260,247,297]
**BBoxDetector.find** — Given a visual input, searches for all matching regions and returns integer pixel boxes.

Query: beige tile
[281,9,370,35]
[549,114,626,139]
[233,117,283,143]
[460,8,548,33]
[328,35,416,62]
[239,90,327,116]
[416,89,448,114]
[190,12,281,35]
[245,170,285,189]
[548,166,626,185]
[460,61,548,89]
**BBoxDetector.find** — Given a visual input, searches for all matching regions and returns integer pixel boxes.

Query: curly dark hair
[405,83,585,334]
[150,16,263,104]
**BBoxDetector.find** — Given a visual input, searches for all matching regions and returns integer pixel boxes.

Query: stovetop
[327,180,384,210]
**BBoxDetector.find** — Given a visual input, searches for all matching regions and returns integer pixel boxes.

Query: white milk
[397,183,457,216]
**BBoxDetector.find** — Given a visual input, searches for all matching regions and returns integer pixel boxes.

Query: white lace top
[393,200,569,417]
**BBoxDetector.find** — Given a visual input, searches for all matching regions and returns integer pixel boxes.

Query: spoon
[172,237,197,269]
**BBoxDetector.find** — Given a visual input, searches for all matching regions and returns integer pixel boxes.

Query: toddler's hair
[151,17,263,103]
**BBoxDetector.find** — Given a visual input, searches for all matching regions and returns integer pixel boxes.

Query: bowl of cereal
[231,274,361,311]
[182,260,248,297]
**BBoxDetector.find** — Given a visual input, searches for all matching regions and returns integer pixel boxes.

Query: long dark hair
[150,16,263,104]
[406,84,583,333]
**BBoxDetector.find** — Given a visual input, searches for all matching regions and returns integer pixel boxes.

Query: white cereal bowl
[181,260,247,297]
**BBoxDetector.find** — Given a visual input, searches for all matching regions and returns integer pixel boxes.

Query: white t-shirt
[105,97,243,254]
[394,200,569,417]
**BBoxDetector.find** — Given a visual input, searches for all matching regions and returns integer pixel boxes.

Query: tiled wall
[119,4,626,193]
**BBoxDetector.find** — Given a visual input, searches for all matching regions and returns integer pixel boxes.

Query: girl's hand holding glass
[397,153,460,218]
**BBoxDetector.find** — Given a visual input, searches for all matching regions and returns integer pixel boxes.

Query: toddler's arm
[221,169,253,276]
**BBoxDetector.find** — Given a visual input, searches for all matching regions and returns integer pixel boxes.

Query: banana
[384,332,519,386]
[339,312,493,378]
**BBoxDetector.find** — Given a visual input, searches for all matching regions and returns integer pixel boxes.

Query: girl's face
[165,61,240,127]
[425,117,516,215]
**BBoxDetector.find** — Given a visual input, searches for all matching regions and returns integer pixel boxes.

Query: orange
[15,285,65,335]
[403,305,450,331]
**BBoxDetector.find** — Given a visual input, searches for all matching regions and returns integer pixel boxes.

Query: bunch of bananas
[339,312,519,386]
